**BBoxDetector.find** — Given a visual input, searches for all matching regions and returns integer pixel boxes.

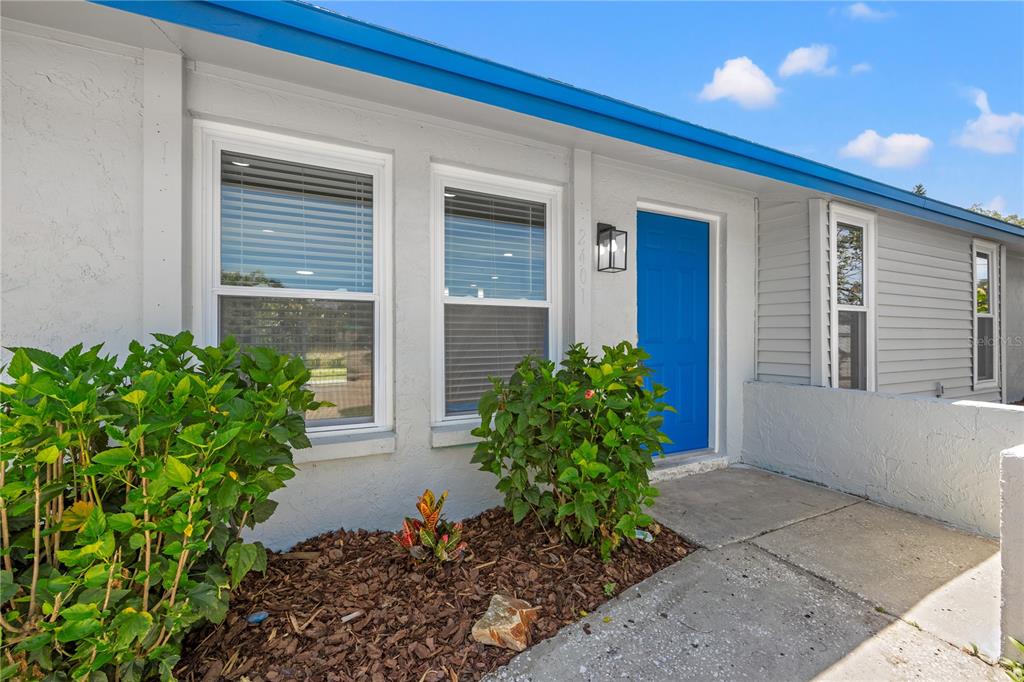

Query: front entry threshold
[650,452,728,482]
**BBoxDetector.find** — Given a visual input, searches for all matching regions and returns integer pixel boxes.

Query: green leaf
[187,582,229,624]
[8,348,33,379]
[56,617,102,642]
[574,500,598,529]
[112,608,154,648]
[511,498,531,524]
[83,564,111,589]
[122,389,148,406]
[93,447,132,467]
[107,512,136,532]
[178,423,206,447]
[36,445,61,464]
[557,467,580,484]
[0,569,17,603]
[163,456,193,487]
[225,542,265,587]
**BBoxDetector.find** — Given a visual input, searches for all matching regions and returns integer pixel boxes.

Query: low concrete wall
[741,381,1024,537]
[1003,446,1024,660]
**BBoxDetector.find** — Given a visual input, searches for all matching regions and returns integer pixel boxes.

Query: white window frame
[972,238,1000,391]
[192,119,394,435]
[430,163,563,426]
[829,203,877,391]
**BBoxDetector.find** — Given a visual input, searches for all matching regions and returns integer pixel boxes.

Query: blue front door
[637,210,710,453]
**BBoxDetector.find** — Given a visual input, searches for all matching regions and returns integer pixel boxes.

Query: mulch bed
[177,508,691,681]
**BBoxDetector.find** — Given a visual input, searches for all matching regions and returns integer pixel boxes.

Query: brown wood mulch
[177,507,691,682]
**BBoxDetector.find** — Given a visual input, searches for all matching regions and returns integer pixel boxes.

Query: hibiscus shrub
[471,342,673,560]
[0,332,322,681]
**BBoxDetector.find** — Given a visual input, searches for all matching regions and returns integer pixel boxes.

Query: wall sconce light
[597,223,628,273]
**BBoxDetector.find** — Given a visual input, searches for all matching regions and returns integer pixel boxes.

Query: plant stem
[27,472,42,619]
[141,476,151,612]
[102,549,120,611]
[0,463,11,572]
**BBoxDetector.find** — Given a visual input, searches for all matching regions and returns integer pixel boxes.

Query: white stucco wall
[2,29,144,359]
[1003,445,1024,659]
[742,381,1024,537]
[3,27,759,550]
[589,157,757,460]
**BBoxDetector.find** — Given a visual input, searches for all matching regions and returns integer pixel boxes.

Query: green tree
[912,184,927,196]
[970,204,1024,228]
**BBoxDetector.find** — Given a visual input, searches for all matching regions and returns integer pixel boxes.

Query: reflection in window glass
[977,317,994,381]
[838,310,867,390]
[220,296,374,426]
[220,151,374,292]
[444,188,546,301]
[976,252,990,314]
[836,223,864,306]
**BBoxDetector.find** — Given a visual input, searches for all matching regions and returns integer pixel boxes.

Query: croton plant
[392,490,468,564]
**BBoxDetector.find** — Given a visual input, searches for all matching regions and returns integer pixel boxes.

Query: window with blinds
[441,185,551,417]
[218,149,377,427]
[221,151,374,292]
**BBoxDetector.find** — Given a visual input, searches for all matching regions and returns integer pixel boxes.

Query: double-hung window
[432,165,561,423]
[195,121,392,434]
[830,204,876,391]
[973,240,999,389]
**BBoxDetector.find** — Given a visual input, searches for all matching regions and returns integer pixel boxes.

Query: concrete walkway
[492,466,1001,681]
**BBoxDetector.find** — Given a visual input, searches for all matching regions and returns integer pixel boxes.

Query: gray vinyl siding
[874,215,1000,401]
[757,199,811,383]
[1007,253,1024,403]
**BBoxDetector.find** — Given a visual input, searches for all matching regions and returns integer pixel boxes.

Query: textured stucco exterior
[2,26,758,550]
[742,381,1024,537]
[2,14,1017,553]
[1003,446,1024,660]
[2,28,144,359]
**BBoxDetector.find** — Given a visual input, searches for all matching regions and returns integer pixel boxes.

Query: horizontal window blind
[444,304,547,415]
[221,151,374,292]
[444,187,546,301]
[220,296,374,425]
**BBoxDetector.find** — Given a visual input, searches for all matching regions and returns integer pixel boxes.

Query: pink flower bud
[585,389,595,399]
[442,534,449,543]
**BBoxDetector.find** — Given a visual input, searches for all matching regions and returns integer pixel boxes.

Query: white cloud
[840,129,933,168]
[850,62,872,75]
[698,57,780,109]
[954,88,1024,154]
[845,2,893,20]
[986,195,1007,213]
[779,45,837,78]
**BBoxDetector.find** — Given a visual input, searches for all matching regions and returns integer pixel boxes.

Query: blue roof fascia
[95,0,1023,240]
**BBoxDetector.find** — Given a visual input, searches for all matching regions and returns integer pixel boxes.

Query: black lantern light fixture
[597,222,628,273]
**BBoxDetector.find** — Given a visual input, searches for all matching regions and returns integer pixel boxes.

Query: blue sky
[321,1,1024,215]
